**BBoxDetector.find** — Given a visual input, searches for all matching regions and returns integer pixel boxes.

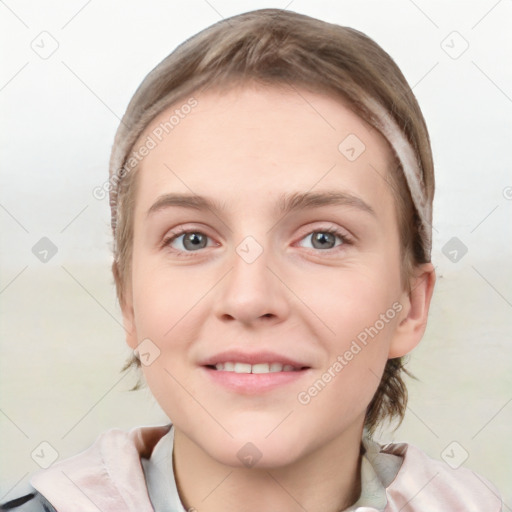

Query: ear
[388,262,436,358]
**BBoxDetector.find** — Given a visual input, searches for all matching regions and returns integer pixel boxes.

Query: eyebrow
[146,191,376,219]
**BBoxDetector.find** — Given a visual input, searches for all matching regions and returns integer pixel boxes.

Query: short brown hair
[109,8,434,434]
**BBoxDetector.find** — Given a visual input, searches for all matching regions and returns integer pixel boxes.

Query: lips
[212,362,302,373]
[199,350,311,371]
[199,349,312,393]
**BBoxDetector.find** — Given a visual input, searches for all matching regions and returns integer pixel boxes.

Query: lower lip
[201,366,311,394]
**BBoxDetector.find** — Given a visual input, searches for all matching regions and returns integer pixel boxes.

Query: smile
[209,362,305,373]
[202,365,311,394]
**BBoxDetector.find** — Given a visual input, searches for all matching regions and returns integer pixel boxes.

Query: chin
[197,420,308,469]
[207,437,305,470]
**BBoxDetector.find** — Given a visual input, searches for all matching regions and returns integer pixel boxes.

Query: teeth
[213,362,301,373]
[234,362,252,373]
[252,363,270,374]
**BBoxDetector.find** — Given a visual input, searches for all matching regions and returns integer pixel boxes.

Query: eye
[296,227,350,251]
[162,225,351,257]
[162,227,215,255]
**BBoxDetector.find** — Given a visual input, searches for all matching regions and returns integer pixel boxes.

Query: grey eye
[298,229,345,251]
[310,232,337,249]
[174,232,209,251]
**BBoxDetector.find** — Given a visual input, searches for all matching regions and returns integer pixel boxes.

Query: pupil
[314,232,333,249]
[185,233,205,250]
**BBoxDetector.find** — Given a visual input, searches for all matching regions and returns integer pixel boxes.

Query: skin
[121,83,435,512]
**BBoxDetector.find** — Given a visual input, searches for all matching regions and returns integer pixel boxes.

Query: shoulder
[3,424,172,512]
[381,441,503,511]
[0,490,56,512]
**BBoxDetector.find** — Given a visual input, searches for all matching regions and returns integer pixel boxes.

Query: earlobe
[388,263,436,358]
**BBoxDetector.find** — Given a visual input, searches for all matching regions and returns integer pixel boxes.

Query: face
[122,84,418,468]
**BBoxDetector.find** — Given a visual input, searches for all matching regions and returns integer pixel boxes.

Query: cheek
[130,262,201,411]
[297,265,401,397]
[131,251,197,338]
[296,298,397,426]
[130,256,207,398]
[302,262,402,340]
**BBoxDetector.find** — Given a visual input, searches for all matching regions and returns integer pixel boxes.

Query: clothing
[140,425,403,511]
[0,423,502,511]
[0,492,54,512]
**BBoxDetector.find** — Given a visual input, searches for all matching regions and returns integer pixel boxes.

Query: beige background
[1,0,511,506]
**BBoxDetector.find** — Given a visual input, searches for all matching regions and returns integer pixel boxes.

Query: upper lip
[199,350,311,368]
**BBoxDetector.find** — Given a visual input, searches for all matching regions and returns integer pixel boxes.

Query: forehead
[132,84,397,217]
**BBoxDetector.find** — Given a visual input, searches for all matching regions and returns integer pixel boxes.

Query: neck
[172,421,364,512]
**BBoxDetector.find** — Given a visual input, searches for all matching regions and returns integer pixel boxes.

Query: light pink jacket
[30,424,502,511]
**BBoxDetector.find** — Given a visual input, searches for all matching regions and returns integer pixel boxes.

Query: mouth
[201,361,312,394]
[199,350,312,393]
[205,362,310,373]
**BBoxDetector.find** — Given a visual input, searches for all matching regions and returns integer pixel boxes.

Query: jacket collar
[30,423,502,512]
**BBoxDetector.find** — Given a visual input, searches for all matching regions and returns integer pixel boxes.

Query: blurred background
[1,0,511,505]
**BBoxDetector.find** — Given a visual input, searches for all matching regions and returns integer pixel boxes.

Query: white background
[1,0,511,506]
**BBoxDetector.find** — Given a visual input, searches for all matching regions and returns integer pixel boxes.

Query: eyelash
[161,226,352,258]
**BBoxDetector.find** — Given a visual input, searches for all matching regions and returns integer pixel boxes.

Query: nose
[213,237,290,326]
